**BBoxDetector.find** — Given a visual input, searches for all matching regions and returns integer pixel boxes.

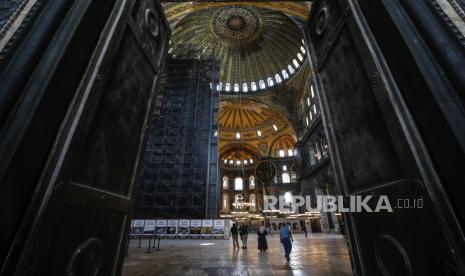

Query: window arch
[216,82,222,91]
[259,80,266,89]
[249,175,255,189]
[275,74,282,83]
[225,83,231,92]
[288,65,295,74]
[279,149,285,157]
[282,173,291,183]
[234,194,243,208]
[284,191,292,202]
[288,149,294,156]
[267,77,274,87]
[250,194,256,212]
[293,59,300,68]
[300,46,306,54]
[223,176,228,189]
[297,53,304,62]
[251,82,257,91]
[223,194,229,210]
[234,83,240,92]
[235,177,243,190]
[282,70,289,79]
[242,83,248,92]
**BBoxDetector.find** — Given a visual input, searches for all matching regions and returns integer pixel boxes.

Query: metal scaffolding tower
[135,58,219,219]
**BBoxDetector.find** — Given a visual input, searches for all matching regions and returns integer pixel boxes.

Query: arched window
[288,149,294,156]
[223,194,229,210]
[234,83,240,92]
[282,69,289,79]
[223,176,228,189]
[284,191,292,202]
[251,82,257,91]
[279,149,285,157]
[297,53,304,62]
[282,173,291,183]
[235,177,243,190]
[311,85,315,98]
[225,83,231,92]
[300,46,306,54]
[259,80,266,89]
[283,165,287,171]
[216,82,222,91]
[250,194,256,212]
[267,77,274,87]
[242,83,248,92]
[234,194,243,207]
[244,160,248,165]
[288,65,295,74]
[229,160,234,165]
[249,175,255,189]
[306,116,309,126]
[293,59,300,68]
[307,97,311,106]
[275,74,282,83]
[236,160,241,166]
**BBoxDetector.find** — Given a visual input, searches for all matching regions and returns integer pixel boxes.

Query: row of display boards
[130,219,232,239]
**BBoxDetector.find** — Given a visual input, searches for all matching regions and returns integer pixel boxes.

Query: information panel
[178,219,190,238]
[167,220,178,238]
[201,219,213,238]
[190,219,202,239]
[213,220,225,239]
[143,220,156,235]
[131,220,145,235]
[155,220,167,236]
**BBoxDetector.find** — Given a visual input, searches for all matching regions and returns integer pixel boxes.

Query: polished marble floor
[122,233,352,275]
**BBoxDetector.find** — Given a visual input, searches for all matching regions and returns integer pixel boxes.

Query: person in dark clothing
[257,222,268,252]
[302,224,308,238]
[280,224,294,261]
[239,223,248,249]
[230,223,239,249]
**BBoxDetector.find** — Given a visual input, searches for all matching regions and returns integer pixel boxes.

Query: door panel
[0,0,170,275]
[306,0,465,274]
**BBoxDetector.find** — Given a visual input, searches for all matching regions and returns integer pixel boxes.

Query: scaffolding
[135,58,219,219]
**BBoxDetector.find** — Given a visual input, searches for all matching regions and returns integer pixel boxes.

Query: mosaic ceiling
[167,5,307,92]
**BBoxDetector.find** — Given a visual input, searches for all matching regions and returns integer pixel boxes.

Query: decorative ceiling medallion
[211,7,262,47]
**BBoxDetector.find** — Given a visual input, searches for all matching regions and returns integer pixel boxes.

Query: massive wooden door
[0,0,169,275]
[305,0,465,275]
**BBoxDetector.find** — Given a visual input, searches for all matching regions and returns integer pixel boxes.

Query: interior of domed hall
[1,0,465,275]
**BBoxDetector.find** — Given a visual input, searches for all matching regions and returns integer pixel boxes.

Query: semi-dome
[219,99,297,161]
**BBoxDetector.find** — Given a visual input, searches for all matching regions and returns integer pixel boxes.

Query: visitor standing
[257,222,268,252]
[280,223,293,261]
[302,224,308,238]
[230,223,239,249]
[239,223,249,249]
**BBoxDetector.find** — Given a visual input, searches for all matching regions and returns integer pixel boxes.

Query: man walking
[280,223,293,261]
[230,223,239,249]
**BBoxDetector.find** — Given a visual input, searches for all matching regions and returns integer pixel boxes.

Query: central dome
[170,6,307,92]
